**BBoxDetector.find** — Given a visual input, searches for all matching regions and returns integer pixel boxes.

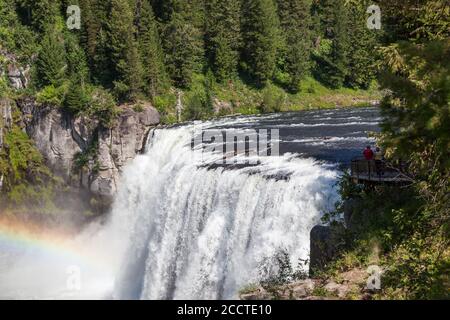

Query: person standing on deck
[363,146,374,160]
[374,147,384,175]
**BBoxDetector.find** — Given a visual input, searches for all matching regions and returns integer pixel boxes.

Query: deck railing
[350,157,410,183]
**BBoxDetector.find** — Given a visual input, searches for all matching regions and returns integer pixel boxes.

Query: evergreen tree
[65,33,89,83]
[107,0,143,101]
[36,28,67,87]
[136,0,169,98]
[345,1,378,89]
[64,33,90,114]
[204,0,241,82]
[162,0,204,88]
[241,0,281,87]
[16,0,59,32]
[65,79,89,114]
[151,0,175,23]
[78,0,114,86]
[277,0,313,92]
[316,0,349,88]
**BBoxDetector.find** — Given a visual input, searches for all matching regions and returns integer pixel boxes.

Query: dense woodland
[1,0,381,123]
[0,0,449,299]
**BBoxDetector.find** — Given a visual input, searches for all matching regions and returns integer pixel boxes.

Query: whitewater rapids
[1,107,381,299]
[109,122,339,299]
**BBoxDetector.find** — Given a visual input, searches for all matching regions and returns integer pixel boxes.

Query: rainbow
[0,216,110,272]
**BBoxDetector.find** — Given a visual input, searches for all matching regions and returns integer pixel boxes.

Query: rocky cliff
[1,48,161,208]
[18,98,160,203]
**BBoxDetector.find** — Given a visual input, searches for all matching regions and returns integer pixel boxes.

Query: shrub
[153,93,176,114]
[36,84,66,106]
[86,88,119,128]
[259,84,286,113]
[64,81,89,114]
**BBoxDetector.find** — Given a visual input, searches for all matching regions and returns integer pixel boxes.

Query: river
[0,106,380,299]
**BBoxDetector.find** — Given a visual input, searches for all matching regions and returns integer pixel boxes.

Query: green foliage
[108,0,143,101]
[277,0,313,93]
[314,0,349,88]
[345,1,378,89]
[0,0,37,63]
[260,250,308,292]
[259,84,286,113]
[64,80,89,114]
[319,19,450,297]
[36,84,67,105]
[153,93,177,114]
[137,0,170,98]
[0,108,58,210]
[162,0,204,88]
[85,87,119,127]
[36,28,67,87]
[183,73,214,120]
[375,36,450,298]
[241,0,281,87]
[379,41,450,172]
[73,140,98,172]
[65,32,89,83]
[15,0,60,32]
[204,0,241,82]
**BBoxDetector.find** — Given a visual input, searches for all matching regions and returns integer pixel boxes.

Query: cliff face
[1,49,160,207]
[18,98,160,202]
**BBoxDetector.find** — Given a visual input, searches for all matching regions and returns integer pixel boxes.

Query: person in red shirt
[363,146,374,160]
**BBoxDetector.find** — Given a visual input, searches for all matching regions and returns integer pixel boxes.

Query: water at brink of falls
[0,107,380,299]
[111,107,380,299]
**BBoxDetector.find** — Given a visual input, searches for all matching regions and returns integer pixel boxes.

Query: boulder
[309,224,345,276]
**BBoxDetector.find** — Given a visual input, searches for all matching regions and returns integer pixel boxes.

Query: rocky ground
[240,268,373,300]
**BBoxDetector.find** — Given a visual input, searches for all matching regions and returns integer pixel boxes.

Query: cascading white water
[109,123,340,300]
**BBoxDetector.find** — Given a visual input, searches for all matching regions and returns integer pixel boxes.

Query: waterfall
[109,122,340,300]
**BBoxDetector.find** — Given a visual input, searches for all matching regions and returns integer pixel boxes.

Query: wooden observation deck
[350,158,411,184]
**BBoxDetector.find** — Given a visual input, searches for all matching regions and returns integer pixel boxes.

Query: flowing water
[0,107,380,299]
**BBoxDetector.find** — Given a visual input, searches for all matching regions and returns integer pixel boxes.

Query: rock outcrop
[240,269,369,300]
[90,105,160,199]
[18,98,160,202]
[0,49,31,90]
[0,98,14,191]
[309,224,345,276]
[0,98,13,149]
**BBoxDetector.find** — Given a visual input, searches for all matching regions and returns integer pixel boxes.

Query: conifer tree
[36,28,67,87]
[151,0,175,23]
[317,0,349,88]
[204,0,241,82]
[16,0,59,32]
[241,0,281,87]
[136,0,169,98]
[162,0,204,88]
[78,0,115,86]
[107,0,143,100]
[345,1,377,89]
[64,33,90,113]
[277,0,313,92]
[65,33,89,83]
